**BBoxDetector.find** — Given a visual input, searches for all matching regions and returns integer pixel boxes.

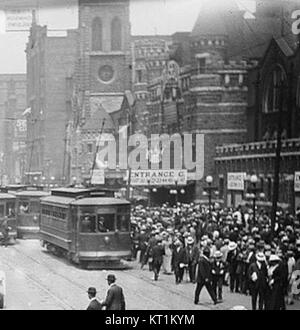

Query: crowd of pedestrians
[131,202,300,309]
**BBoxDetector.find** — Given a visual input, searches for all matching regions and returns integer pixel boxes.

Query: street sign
[130,169,187,186]
[227,172,246,191]
[5,9,32,31]
[91,169,105,185]
[295,172,300,192]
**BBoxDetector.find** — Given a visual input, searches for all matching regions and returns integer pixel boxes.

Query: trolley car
[40,188,132,268]
[15,190,49,239]
[0,193,17,245]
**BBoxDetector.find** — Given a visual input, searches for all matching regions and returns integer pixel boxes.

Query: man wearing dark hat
[150,237,165,281]
[185,237,199,283]
[102,274,126,310]
[86,287,102,310]
[194,247,218,305]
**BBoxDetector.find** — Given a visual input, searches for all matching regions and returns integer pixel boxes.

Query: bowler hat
[228,242,237,251]
[106,274,116,282]
[87,287,97,295]
[186,236,194,245]
[214,251,223,259]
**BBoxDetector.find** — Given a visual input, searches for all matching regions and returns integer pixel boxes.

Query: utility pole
[271,79,285,236]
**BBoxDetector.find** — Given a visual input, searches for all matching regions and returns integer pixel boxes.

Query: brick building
[215,36,300,211]
[25,19,78,186]
[0,74,27,185]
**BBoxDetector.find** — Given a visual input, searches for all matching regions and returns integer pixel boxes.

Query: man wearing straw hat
[248,252,268,310]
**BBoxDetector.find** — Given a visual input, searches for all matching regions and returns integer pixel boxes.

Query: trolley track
[8,243,170,309]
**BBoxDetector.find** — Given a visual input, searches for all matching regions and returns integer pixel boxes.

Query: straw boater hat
[228,242,237,251]
[214,251,223,259]
[256,252,266,262]
[186,237,194,245]
[269,255,281,263]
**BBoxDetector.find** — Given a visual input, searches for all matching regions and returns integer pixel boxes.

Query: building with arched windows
[215,37,300,211]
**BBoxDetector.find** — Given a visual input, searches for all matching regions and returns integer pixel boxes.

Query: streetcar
[15,190,49,239]
[39,187,132,269]
[0,193,17,245]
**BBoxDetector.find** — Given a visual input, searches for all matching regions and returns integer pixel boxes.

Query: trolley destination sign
[130,169,187,186]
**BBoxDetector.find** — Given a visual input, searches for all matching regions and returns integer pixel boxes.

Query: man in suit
[86,287,102,310]
[248,252,268,310]
[185,237,199,283]
[151,237,165,281]
[171,239,187,284]
[102,274,126,310]
[194,247,218,305]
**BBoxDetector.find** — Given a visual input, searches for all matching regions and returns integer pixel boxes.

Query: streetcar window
[81,215,96,233]
[6,202,15,218]
[29,201,40,213]
[97,214,114,232]
[117,214,130,232]
[19,201,29,214]
[0,205,4,217]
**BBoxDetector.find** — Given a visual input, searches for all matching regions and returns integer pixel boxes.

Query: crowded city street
[1,0,300,312]
[0,200,299,310]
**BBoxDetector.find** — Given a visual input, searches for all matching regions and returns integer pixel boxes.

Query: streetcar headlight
[104,236,110,245]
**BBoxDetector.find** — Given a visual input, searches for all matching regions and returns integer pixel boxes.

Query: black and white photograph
[0,0,299,312]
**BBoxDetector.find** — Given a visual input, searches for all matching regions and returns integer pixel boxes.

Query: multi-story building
[0,74,27,185]
[69,0,132,186]
[215,36,300,211]
[25,20,78,185]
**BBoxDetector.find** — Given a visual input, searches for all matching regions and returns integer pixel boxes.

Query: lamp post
[203,175,217,217]
[250,174,258,221]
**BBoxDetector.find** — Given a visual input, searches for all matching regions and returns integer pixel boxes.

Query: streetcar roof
[15,191,50,197]
[40,195,74,205]
[71,197,130,206]
[0,193,16,200]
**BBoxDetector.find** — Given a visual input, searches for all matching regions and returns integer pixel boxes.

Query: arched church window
[111,17,122,51]
[91,17,103,51]
[263,65,287,113]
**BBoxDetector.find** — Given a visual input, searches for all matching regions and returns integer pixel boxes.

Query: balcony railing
[215,138,300,158]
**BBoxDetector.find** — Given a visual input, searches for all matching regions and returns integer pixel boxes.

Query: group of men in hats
[86,274,126,310]
[130,202,300,309]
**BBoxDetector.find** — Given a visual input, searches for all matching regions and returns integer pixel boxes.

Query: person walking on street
[185,237,199,283]
[248,252,268,310]
[194,247,218,306]
[86,287,102,310]
[211,251,225,302]
[171,239,187,284]
[102,274,126,310]
[151,237,165,281]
